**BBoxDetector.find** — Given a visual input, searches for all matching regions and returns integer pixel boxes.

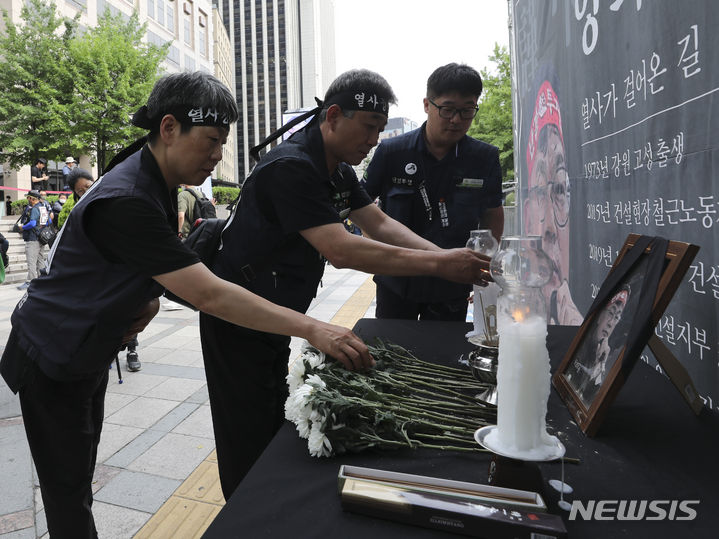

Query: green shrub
[212,186,240,204]
[57,197,76,229]
[10,199,28,215]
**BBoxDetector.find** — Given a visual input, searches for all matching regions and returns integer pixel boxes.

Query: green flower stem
[355,431,485,453]
[376,371,481,404]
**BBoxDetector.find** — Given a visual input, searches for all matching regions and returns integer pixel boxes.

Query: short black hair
[320,69,397,122]
[426,63,483,100]
[67,167,94,201]
[145,71,239,141]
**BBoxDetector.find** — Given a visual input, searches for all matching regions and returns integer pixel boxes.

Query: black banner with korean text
[512,0,718,411]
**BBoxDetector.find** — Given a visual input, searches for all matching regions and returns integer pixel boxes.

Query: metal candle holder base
[468,340,499,405]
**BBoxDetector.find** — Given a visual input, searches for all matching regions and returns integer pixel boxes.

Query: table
[204,320,718,538]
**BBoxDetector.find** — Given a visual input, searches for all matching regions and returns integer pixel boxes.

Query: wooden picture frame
[552,234,699,436]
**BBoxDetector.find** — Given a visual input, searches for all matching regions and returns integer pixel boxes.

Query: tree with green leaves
[68,10,168,174]
[0,0,78,168]
[468,44,514,196]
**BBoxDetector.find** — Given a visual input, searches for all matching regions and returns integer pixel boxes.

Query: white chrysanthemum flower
[300,342,326,370]
[296,418,311,439]
[286,357,306,393]
[308,420,333,457]
[306,373,326,389]
[285,383,311,420]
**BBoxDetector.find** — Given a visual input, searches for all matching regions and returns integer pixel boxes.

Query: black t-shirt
[84,196,200,277]
[254,160,372,233]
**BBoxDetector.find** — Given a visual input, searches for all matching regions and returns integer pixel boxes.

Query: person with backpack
[16,190,50,290]
[177,183,216,238]
[0,71,372,538]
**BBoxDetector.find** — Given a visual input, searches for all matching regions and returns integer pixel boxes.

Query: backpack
[164,189,241,310]
[185,188,217,221]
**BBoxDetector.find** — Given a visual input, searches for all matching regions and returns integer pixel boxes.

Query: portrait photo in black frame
[552,234,700,436]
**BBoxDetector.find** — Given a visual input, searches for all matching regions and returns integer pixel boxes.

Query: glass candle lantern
[466,230,499,346]
[486,236,559,457]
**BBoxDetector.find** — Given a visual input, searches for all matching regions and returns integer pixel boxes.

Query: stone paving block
[171,325,201,338]
[0,423,33,514]
[151,348,203,367]
[183,339,203,352]
[104,429,166,468]
[150,334,196,350]
[91,464,122,495]
[145,378,206,402]
[105,396,179,429]
[96,423,144,463]
[134,495,220,539]
[0,509,33,535]
[150,402,199,433]
[128,433,214,481]
[132,346,173,363]
[102,393,135,419]
[175,460,225,505]
[94,470,181,513]
[185,385,209,405]
[92,501,152,539]
[34,487,42,513]
[105,372,168,397]
[133,322,175,340]
[35,509,46,537]
[0,526,36,539]
[171,405,214,439]
[0,379,21,420]
[139,363,206,381]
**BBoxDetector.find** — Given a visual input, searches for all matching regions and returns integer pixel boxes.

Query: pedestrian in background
[62,157,77,189]
[67,167,95,202]
[30,158,49,191]
[17,189,50,290]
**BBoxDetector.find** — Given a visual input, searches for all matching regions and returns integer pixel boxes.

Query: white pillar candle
[489,313,556,457]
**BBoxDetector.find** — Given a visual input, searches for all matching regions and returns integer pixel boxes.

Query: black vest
[11,149,167,380]
[371,128,501,303]
[213,124,354,314]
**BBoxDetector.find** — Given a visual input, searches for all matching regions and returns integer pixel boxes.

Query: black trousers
[375,283,469,322]
[199,312,291,500]
[1,332,107,539]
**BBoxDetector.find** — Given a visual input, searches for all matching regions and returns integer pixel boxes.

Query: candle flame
[513,309,526,322]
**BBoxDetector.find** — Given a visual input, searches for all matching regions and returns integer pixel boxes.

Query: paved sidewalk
[0,265,376,538]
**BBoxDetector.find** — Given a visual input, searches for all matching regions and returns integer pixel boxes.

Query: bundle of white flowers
[285,340,496,457]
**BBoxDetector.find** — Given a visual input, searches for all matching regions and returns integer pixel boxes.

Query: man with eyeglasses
[363,63,504,321]
[524,78,582,325]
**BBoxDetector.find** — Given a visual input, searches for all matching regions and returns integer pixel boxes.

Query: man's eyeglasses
[525,168,570,229]
[428,98,479,120]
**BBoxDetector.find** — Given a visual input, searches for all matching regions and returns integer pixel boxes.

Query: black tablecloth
[203,321,718,539]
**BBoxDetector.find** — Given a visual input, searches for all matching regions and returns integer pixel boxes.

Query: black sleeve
[84,197,200,276]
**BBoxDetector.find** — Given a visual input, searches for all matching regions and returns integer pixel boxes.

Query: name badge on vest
[459,178,484,188]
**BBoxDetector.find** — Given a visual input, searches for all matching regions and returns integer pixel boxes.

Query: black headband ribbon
[131,105,231,130]
[323,90,389,114]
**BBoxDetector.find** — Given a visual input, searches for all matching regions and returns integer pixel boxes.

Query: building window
[165,0,174,33]
[198,10,207,57]
[183,0,193,47]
